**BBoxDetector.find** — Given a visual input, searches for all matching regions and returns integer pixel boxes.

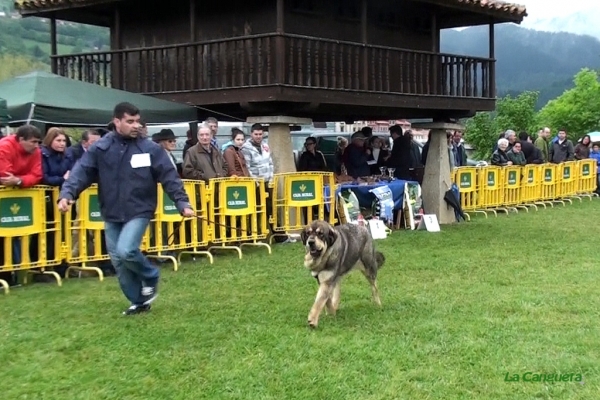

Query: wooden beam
[431,11,438,95]
[18,0,126,16]
[190,0,196,41]
[50,15,57,73]
[489,21,496,98]
[276,0,284,33]
[360,0,367,43]
[148,85,496,114]
[276,0,285,84]
[113,6,122,89]
[190,0,197,88]
[360,0,368,90]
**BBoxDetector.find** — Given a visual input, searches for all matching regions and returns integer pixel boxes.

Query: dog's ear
[300,228,309,245]
[326,227,338,247]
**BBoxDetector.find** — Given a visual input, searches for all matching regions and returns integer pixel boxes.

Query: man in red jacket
[0,125,43,187]
[0,125,43,282]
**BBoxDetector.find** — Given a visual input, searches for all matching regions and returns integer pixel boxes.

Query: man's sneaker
[140,285,158,306]
[122,303,151,315]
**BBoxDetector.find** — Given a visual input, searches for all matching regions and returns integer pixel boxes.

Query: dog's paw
[307,316,319,328]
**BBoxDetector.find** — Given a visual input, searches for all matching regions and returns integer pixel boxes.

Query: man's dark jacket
[60,132,191,223]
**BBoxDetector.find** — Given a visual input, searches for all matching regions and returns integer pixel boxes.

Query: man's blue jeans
[104,218,159,305]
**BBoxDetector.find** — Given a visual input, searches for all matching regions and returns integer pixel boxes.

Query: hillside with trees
[0,0,109,70]
[441,24,600,109]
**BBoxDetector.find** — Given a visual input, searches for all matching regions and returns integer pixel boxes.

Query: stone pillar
[246,116,312,174]
[246,116,313,234]
[411,122,464,225]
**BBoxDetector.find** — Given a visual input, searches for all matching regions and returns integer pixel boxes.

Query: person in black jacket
[387,124,412,179]
[298,136,327,172]
[67,129,101,163]
[58,102,195,316]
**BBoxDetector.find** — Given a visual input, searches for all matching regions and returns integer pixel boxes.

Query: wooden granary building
[15,0,527,122]
[16,0,527,225]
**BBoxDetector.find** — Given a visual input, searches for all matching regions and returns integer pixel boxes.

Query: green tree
[536,68,600,140]
[0,53,48,83]
[464,91,539,160]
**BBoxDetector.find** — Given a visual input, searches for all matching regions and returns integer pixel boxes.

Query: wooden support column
[112,6,122,89]
[431,12,437,95]
[50,16,57,73]
[360,0,368,90]
[190,0,197,89]
[489,20,496,98]
[190,0,196,41]
[275,0,285,84]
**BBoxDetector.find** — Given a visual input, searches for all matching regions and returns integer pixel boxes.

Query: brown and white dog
[300,220,385,328]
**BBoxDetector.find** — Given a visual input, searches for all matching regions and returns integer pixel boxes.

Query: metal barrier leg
[147,253,179,271]
[516,205,529,212]
[476,208,495,217]
[240,241,272,254]
[0,278,9,295]
[208,244,242,259]
[27,269,62,287]
[178,249,214,265]
[65,263,105,281]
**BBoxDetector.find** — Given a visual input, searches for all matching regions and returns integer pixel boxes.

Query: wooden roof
[15,0,527,20]
[15,0,120,12]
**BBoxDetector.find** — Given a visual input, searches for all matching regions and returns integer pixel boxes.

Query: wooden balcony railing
[52,33,494,99]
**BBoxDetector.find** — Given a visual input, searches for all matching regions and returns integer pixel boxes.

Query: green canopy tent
[0,71,198,127]
[0,97,9,125]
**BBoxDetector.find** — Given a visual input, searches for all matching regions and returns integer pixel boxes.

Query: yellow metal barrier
[64,184,108,280]
[539,164,565,206]
[520,165,543,210]
[270,172,337,242]
[206,177,271,258]
[0,186,63,294]
[577,159,598,200]
[152,180,213,269]
[454,167,485,219]
[558,161,580,203]
[476,166,509,216]
[502,166,528,212]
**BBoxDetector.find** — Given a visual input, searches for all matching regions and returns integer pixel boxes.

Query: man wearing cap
[343,131,370,178]
[152,129,181,175]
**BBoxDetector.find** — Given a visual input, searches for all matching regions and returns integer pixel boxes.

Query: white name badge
[130,153,151,169]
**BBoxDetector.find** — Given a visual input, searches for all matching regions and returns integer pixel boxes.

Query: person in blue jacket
[58,102,195,316]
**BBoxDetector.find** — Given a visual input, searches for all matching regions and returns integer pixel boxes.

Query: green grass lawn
[2,200,600,399]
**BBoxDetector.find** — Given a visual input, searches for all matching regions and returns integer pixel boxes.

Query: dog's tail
[375,251,385,269]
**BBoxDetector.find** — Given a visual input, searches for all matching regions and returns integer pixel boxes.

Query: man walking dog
[58,102,194,315]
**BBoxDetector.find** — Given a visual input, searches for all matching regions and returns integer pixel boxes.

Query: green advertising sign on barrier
[0,190,42,236]
[88,194,103,222]
[563,166,571,180]
[507,170,517,186]
[291,180,316,201]
[0,197,33,229]
[527,169,534,184]
[460,172,472,189]
[487,171,496,187]
[163,191,178,215]
[582,164,590,176]
[226,186,249,210]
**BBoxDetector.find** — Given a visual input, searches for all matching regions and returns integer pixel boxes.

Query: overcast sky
[518,0,596,19]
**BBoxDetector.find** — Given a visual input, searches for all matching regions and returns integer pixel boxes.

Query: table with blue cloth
[324,179,413,212]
